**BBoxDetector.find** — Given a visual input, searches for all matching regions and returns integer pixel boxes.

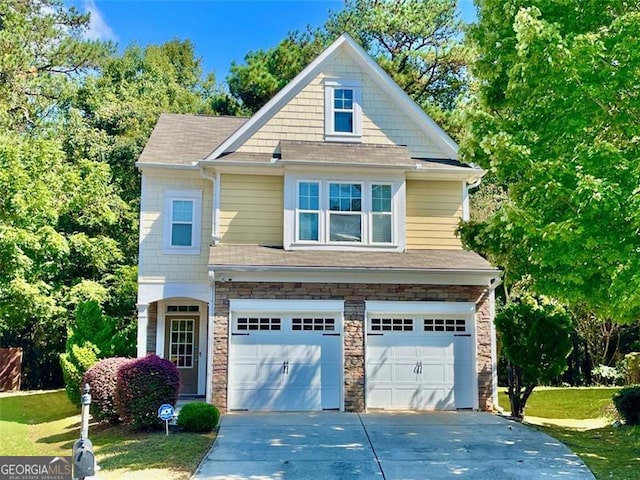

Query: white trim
[284,172,404,251]
[462,182,470,222]
[200,169,217,242]
[324,78,362,141]
[365,301,476,316]
[214,171,221,245]
[137,175,147,276]
[137,282,209,305]
[162,189,202,255]
[490,288,499,409]
[136,162,200,171]
[206,34,459,160]
[213,269,498,286]
[157,299,207,396]
[136,304,148,358]
[229,299,345,313]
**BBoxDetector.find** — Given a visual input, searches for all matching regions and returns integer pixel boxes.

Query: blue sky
[69,0,478,83]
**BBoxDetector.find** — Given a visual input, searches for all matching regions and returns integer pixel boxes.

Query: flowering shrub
[83,357,130,424]
[115,354,180,430]
[592,364,624,386]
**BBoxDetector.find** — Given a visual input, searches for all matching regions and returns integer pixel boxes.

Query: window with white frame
[324,79,362,140]
[162,190,202,254]
[295,180,395,245]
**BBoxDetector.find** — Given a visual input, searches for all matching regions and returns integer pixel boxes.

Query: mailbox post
[72,384,96,479]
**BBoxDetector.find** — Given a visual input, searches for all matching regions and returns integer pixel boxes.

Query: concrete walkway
[192,411,595,480]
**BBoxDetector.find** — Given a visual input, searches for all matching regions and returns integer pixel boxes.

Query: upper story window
[294,180,396,246]
[324,79,362,142]
[162,190,202,255]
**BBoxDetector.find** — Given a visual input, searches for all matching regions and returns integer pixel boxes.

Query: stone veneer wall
[211,282,493,412]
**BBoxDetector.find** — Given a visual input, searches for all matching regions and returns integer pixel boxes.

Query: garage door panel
[365,315,474,411]
[229,313,342,411]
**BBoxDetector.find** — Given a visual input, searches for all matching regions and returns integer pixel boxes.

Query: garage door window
[292,318,335,331]
[423,318,467,333]
[236,317,281,331]
[370,318,413,332]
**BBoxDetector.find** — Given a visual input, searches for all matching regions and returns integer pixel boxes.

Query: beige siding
[138,172,211,282]
[219,174,284,246]
[405,180,463,249]
[237,49,449,159]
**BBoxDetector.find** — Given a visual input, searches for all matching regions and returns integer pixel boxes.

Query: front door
[166,316,199,394]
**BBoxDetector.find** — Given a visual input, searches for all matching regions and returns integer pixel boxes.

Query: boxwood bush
[115,354,180,430]
[83,357,130,424]
[613,386,640,425]
[177,402,220,432]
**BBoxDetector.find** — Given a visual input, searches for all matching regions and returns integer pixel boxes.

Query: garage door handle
[454,334,471,337]
[232,333,250,336]
[367,333,384,336]
[323,333,341,336]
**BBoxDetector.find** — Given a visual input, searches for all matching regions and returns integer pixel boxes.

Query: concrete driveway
[192,412,595,480]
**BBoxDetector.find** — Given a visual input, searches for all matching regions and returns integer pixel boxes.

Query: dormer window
[325,79,362,142]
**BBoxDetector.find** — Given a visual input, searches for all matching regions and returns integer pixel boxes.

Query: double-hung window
[294,180,395,246]
[163,190,202,254]
[329,182,362,242]
[324,79,362,141]
[298,182,319,241]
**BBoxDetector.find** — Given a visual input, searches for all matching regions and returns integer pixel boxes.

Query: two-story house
[135,34,500,412]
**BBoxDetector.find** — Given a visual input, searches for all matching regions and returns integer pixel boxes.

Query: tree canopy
[461,0,640,322]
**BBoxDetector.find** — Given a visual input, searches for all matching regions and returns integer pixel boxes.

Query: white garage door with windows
[228,300,343,411]
[365,301,476,410]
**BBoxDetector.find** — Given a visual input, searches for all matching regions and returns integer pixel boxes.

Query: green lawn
[0,390,215,480]
[499,387,640,480]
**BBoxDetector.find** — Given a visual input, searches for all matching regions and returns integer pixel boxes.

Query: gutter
[136,161,200,171]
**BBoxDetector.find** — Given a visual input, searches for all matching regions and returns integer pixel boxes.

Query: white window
[163,190,202,254]
[294,179,396,246]
[324,79,362,141]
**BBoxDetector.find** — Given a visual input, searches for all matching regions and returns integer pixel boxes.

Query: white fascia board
[229,299,345,313]
[343,37,459,160]
[205,35,352,160]
[406,167,486,182]
[280,160,415,170]
[211,267,498,286]
[365,300,476,316]
[137,281,210,305]
[136,162,200,172]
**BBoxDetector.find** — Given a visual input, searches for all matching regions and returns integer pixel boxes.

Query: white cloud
[82,0,117,41]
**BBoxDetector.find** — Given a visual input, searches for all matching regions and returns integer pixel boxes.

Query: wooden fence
[0,347,23,391]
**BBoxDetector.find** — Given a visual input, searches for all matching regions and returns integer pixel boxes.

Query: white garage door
[366,316,475,410]
[229,311,342,411]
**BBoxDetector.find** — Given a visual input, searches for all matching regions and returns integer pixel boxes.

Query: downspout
[462,176,482,222]
[200,168,220,244]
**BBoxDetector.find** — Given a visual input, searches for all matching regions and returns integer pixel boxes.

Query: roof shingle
[209,245,496,272]
[138,113,248,165]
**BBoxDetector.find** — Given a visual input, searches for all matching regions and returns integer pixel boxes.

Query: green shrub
[622,353,640,385]
[613,386,640,425]
[60,342,99,406]
[83,357,131,424]
[177,402,220,432]
[115,354,180,430]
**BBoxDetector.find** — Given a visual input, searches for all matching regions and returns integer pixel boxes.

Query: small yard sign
[158,404,175,435]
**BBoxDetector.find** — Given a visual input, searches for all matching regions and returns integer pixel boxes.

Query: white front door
[229,314,341,411]
[366,316,474,410]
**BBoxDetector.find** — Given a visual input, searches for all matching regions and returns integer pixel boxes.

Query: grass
[499,387,640,480]
[0,390,215,480]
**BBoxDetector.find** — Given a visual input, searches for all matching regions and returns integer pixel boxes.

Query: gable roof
[205,33,459,161]
[137,113,248,165]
